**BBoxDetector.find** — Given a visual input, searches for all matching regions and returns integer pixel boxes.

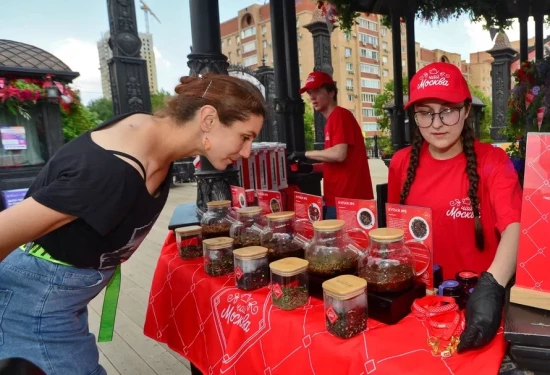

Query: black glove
[288,151,307,162]
[457,272,505,353]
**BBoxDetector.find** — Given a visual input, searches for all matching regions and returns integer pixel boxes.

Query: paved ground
[95,159,389,374]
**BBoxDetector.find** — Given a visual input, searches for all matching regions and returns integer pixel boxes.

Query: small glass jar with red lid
[455,271,479,309]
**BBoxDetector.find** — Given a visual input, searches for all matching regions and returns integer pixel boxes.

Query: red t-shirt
[388,141,522,280]
[323,106,374,206]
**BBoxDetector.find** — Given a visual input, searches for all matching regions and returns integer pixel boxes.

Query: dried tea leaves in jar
[175,225,203,259]
[233,246,270,291]
[361,263,415,293]
[270,257,309,310]
[201,200,232,239]
[203,237,234,277]
[322,275,368,339]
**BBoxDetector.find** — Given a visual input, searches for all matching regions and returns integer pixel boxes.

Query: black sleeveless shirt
[26,112,172,269]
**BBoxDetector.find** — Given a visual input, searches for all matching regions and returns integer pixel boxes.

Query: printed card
[335,197,378,249]
[230,185,247,208]
[257,190,282,215]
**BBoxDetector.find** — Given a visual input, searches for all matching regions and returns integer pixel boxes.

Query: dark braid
[461,117,485,251]
[400,127,424,204]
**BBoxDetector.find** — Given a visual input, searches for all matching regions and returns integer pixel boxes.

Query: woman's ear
[199,105,218,132]
[464,103,472,118]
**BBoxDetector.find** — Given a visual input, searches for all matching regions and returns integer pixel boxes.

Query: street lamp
[45,85,59,101]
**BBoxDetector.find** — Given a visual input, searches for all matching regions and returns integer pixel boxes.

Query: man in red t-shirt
[289,71,374,218]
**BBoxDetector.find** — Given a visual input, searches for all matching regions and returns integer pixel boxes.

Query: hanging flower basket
[316,0,360,35]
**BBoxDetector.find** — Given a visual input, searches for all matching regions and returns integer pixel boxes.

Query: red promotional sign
[230,186,247,208]
[335,197,377,249]
[294,192,323,238]
[386,203,434,292]
[515,133,550,292]
[257,190,282,215]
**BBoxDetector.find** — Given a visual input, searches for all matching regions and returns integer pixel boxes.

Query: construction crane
[140,0,161,34]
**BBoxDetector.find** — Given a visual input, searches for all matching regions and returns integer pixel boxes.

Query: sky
[2,1,549,105]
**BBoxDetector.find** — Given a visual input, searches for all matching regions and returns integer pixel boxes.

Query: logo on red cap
[417,67,451,90]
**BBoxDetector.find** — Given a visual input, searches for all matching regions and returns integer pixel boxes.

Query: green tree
[303,98,315,151]
[87,98,113,123]
[468,85,493,144]
[62,96,99,142]
[151,89,173,113]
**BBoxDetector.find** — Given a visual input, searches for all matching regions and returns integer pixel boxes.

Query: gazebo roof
[0,39,79,81]
[383,94,485,109]
[350,0,550,20]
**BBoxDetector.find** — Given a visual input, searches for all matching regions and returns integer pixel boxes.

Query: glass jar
[233,246,270,291]
[260,211,306,263]
[322,275,368,339]
[294,219,367,279]
[455,271,479,309]
[203,237,234,277]
[359,228,417,294]
[200,200,233,239]
[175,225,203,259]
[230,206,265,249]
[269,257,309,311]
[438,280,462,304]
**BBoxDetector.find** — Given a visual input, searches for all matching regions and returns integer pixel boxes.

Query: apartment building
[97,32,158,100]
[220,1,468,137]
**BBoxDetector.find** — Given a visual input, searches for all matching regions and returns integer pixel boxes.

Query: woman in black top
[0,74,266,375]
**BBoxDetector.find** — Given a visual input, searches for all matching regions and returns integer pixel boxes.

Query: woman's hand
[457,272,505,353]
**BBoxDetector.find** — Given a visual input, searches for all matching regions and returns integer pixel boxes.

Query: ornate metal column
[533,1,545,60]
[282,0,306,153]
[518,4,529,63]
[487,33,517,142]
[255,61,276,142]
[106,0,151,115]
[389,9,406,151]
[405,1,417,146]
[187,0,239,211]
[304,8,335,150]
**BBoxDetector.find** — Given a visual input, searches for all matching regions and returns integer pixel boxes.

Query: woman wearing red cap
[290,71,374,218]
[387,62,522,352]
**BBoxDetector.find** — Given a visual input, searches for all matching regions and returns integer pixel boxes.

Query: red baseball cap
[299,71,335,94]
[404,62,471,110]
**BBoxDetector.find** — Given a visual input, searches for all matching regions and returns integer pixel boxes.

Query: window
[360,63,380,75]
[383,69,389,77]
[402,60,406,67]
[360,48,379,60]
[361,93,377,103]
[382,41,388,50]
[359,33,379,46]
[346,79,354,89]
[241,26,256,39]
[402,46,405,53]
[242,41,257,53]
[236,36,240,43]
[347,94,354,102]
[263,53,268,62]
[299,48,302,57]
[221,41,224,48]
[299,64,302,73]
[243,55,258,67]
[263,40,268,48]
[228,51,232,61]
[262,25,267,34]
[345,33,352,41]
[382,56,388,63]
[362,108,376,117]
[359,18,377,31]
[361,78,380,89]
[228,39,232,46]
[362,122,378,132]
[381,27,387,36]
[345,48,352,57]
[346,62,353,71]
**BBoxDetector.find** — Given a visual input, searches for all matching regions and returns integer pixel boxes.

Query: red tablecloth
[144,232,506,375]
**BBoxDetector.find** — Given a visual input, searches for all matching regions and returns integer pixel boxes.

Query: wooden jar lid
[237,206,263,216]
[269,257,309,277]
[368,228,404,241]
[175,225,202,236]
[206,200,231,208]
[203,237,234,250]
[233,246,268,260]
[313,219,345,232]
[322,275,367,300]
[266,211,295,221]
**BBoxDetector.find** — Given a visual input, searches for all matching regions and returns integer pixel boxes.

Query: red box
[276,143,288,189]
[258,144,269,190]
[515,133,550,292]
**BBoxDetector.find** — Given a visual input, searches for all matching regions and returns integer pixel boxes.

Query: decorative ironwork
[188,56,229,76]
[106,0,151,115]
[195,169,240,211]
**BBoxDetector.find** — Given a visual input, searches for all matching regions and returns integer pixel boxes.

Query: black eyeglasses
[413,106,465,128]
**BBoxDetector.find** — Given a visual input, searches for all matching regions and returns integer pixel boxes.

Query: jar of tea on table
[230,207,265,249]
[200,200,233,239]
[359,228,417,294]
[322,275,368,339]
[233,246,270,291]
[203,237,234,277]
[260,211,305,262]
[269,257,309,311]
[175,225,203,259]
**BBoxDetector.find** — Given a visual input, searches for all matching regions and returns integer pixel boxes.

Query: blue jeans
[0,249,115,374]
[324,206,337,219]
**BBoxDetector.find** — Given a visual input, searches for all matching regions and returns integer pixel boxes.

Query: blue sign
[2,188,28,209]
